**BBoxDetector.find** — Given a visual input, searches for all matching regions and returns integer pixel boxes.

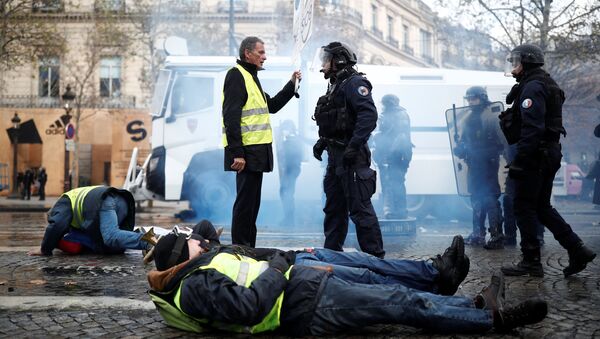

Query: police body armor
[313,74,359,144]
[500,69,566,145]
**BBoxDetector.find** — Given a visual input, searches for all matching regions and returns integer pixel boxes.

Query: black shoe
[484,235,505,250]
[432,235,470,295]
[475,271,505,310]
[494,299,548,332]
[504,237,517,247]
[465,233,486,246]
[564,245,596,277]
[501,259,544,277]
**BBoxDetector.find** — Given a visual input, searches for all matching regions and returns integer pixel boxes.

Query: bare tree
[127,1,228,105]
[62,14,133,188]
[0,0,64,92]
[440,0,600,165]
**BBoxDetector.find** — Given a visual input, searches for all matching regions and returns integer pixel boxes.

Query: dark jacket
[40,186,136,255]
[513,68,565,165]
[222,60,296,172]
[147,246,329,336]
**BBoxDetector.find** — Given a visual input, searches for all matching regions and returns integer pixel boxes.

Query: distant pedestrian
[372,94,412,219]
[23,168,34,200]
[276,120,303,225]
[38,167,47,201]
[586,152,600,207]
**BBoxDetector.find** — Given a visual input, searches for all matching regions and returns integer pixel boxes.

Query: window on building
[371,4,378,29]
[170,75,214,116]
[94,0,125,12]
[100,56,121,97]
[388,15,394,38]
[420,29,432,58]
[38,57,60,97]
[403,24,410,47]
[32,0,62,12]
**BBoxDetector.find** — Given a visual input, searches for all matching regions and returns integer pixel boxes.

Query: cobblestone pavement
[0,203,599,338]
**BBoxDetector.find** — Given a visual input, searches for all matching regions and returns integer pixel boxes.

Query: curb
[0,296,155,311]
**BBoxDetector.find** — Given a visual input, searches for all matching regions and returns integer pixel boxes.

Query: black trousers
[231,171,263,247]
[323,164,385,258]
[513,143,581,253]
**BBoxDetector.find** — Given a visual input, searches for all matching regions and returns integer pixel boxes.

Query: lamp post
[62,84,75,192]
[8,112,21,199]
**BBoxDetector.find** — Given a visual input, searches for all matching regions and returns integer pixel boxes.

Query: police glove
[268,251,291,273]
[343,146,359,168]
[313,139,326,161]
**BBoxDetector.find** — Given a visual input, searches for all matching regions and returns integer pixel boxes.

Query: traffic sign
[292,0,314,63]
[65,123,75,140]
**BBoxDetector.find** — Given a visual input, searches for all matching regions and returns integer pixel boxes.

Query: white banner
[292,0,314,64]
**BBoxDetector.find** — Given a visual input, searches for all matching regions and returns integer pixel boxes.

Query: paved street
[0,198,599,338]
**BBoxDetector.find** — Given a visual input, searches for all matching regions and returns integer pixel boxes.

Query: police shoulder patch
[357,85,369,96]
[521,98,533,109]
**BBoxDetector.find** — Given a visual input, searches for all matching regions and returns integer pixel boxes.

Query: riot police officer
[455,86,505,249]
[500,44,596,277]
[312,42,385,258]
[372,94,412,219]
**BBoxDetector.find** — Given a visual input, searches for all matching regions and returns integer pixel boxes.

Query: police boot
[494,299,548,332]
[465,232,486,246]
[501,248,544,277]
[431,235,470,295]
[563,243,596,277]
[474,271,505,310]
[484,227,504,250]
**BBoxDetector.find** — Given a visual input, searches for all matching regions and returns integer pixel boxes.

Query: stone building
[0,0,440,197]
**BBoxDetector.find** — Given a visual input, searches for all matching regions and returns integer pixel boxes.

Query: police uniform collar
[236,59,260,75]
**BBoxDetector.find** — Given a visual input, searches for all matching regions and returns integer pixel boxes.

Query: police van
[124,42,515,222]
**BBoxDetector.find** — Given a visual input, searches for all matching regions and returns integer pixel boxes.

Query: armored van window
[171,76,214,116]
[151,70,172,117]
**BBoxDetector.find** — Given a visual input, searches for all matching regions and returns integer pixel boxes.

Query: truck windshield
[150,70,172,117]
[171,76,214,115]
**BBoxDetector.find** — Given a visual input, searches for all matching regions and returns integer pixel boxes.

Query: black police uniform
[314,69,385,258]
[372,103,412,219]
[456,103,504,245]
[505,68,583,262]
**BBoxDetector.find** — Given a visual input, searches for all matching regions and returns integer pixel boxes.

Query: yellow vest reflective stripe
[62,186,102,228]
[173,252,290,333]
[222,64,272,147]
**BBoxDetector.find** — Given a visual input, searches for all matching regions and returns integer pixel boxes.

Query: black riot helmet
[505,44,544,76]
[319,42,357,70]
[381,94,400,109]
[464,86,489,104]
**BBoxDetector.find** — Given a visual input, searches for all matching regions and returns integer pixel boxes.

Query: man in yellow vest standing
[222,36,301,247]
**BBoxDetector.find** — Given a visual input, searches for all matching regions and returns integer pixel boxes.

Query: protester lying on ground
[28,186,156,256]
[146,226,548,335]
[154,219,468,295]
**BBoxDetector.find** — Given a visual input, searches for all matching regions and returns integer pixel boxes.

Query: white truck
[124,51,515,222]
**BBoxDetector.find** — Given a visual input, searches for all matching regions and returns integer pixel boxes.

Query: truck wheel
[188,171,234,221]
[407,195,430,218]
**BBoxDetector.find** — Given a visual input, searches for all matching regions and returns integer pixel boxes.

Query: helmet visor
[504,52,521,76]
[318,47,333,67]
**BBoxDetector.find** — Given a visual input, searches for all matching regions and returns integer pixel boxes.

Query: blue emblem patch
[357,86,369,96]
[521,98,533,109]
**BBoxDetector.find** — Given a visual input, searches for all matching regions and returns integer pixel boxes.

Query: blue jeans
[99,196,147,250]
[295,248,439,293]
[309,276,493,335]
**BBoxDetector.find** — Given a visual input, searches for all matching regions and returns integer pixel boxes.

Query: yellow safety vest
[158,252,290,333]
[62,186,101,228]
[222,64,272,147]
